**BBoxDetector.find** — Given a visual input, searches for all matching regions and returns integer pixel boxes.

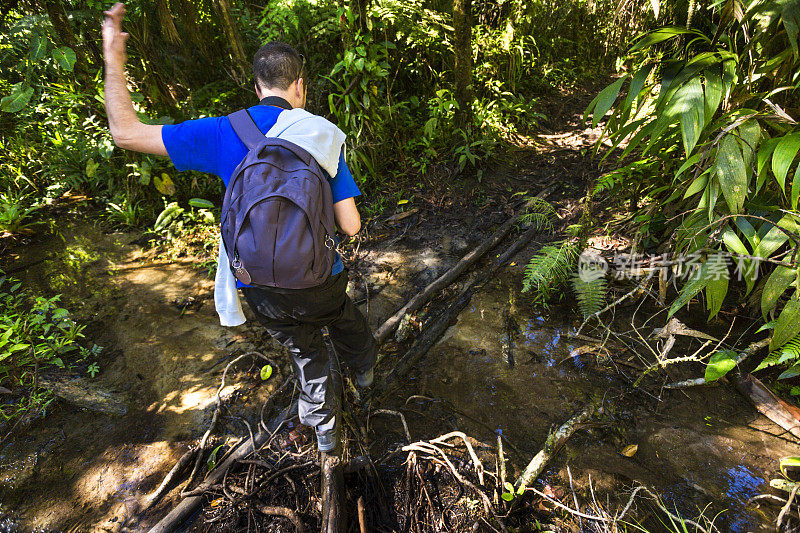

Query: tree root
[254,501,306,533]
[141,446,197,512]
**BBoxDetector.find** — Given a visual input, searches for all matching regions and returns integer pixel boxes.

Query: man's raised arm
[102,3,167,156]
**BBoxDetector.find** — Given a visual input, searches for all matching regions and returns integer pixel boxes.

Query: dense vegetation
[587,0,800,384]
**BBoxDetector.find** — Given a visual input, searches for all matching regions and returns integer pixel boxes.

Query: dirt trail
[1,218,283,531]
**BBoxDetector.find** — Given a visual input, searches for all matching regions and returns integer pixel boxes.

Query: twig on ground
[253,501,306,533]
[371,409,412,442]
[141,446,197,511]
[664,337,770,389]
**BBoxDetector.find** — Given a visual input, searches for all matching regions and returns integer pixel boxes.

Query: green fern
[593,171,623,195]
[755,332,800,375]
[572,273,607,318]
[521,242,579,302]
[517,196,558,233]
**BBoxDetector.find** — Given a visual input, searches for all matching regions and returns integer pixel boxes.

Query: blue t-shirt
[161,102,360,286]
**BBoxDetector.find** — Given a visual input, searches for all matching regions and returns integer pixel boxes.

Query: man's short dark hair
[253,42,305,91]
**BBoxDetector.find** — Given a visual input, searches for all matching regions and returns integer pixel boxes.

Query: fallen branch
[375,220,543,395]
[371,409,412,442]
[145,402,297,533]
[357,495,367,533]
[777,484,800,530]
[513,402,599,493]
[385,208,419,223]
[321,355,346,533]
[320,451,345,533]
[664,337,770,389]
[374,192,550,345]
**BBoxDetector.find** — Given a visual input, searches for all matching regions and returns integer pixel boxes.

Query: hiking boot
[316,426,340,453]
[355,367,374,388]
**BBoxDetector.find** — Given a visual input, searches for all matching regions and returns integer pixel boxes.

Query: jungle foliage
[585,0,800,379]
[1,0,649,230]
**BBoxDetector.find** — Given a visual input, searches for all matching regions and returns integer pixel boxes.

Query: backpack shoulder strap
[228,109,266,150]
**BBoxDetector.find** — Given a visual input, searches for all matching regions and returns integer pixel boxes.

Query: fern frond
[754,351,781,371]
[572,273,608,318]
[594,171,623,195]
[518,197,558,234]
[755,333,800,372]
[521,242,579,300]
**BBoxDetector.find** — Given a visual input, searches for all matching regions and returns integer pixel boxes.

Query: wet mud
[1,218,285,532]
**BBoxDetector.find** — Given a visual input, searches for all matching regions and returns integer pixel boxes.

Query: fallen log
[735,373,800,440]
[145,401,297,533]
[376,220,542,394]
[513,403,599,494]
[373,191,552,345]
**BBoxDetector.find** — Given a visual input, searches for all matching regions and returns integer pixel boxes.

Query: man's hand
[102,3,129,69]
[102,2,167,156]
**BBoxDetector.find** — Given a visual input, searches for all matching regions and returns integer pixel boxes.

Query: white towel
[214,109,347,326]
[214,236,246,326]
[265,109,345,178]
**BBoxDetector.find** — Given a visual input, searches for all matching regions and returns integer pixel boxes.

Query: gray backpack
[221,109,337,288]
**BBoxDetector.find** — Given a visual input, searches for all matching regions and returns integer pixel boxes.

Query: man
[102,3,377,454]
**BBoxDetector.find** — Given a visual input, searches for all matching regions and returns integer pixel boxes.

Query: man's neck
[258,89,298,108]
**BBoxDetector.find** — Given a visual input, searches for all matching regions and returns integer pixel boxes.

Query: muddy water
[1,218,284,531]
[368,271,797,532]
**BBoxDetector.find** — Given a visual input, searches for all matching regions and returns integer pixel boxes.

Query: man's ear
[254,83,262,99]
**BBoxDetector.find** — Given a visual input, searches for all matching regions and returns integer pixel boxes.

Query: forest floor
[0,88,797,532]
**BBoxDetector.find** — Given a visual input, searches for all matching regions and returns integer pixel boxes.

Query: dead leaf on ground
[620,444,638,457]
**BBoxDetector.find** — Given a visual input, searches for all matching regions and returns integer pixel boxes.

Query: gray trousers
[241,271,376,433]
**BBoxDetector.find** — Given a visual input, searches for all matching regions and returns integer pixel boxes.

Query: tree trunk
[175,0,210,61]
[214,0,248,75]
[42,0,93,84]
[453,0,473,128]
[352,0,370,34]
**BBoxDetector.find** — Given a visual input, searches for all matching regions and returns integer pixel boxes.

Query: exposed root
[141,446,197,512]
[185,351,272,492]
[254,501,306,533]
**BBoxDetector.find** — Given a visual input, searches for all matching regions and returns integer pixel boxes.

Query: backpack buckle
[231,255,252,285]
[325,235,335,250]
